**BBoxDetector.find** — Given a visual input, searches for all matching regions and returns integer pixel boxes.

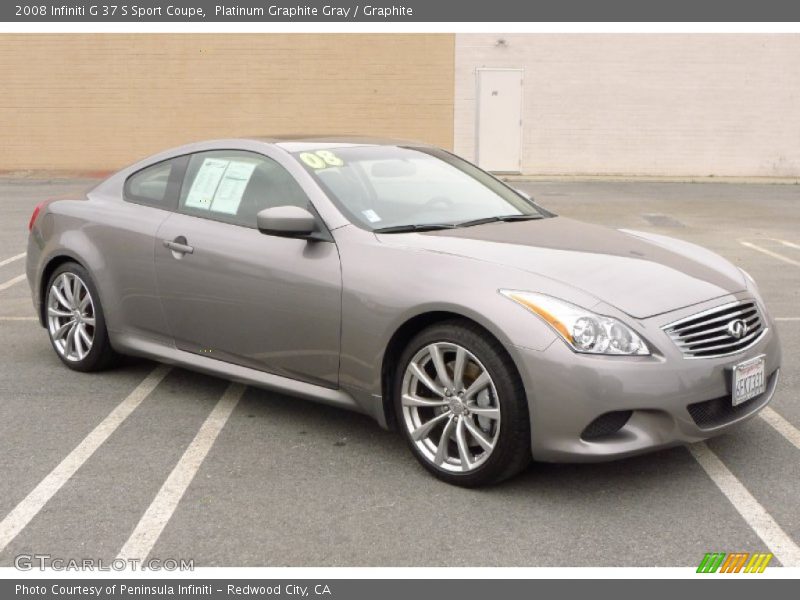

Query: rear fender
[34,218,110,328]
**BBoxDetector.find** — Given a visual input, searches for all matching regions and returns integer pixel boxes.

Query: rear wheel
[394,320,531,487]
[45,262,119,371]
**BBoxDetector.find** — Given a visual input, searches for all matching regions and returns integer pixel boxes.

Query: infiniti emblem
[726,318,748,340]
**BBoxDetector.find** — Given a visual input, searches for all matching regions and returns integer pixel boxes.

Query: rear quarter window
[124,157,186,210]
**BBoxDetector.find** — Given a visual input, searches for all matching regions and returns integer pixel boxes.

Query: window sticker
[210,161,257,215]
[300,150,345,169]
[185,158,229,210]
[361,209,382,223]
[184,157,256,216]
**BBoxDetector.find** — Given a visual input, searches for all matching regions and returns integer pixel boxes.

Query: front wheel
[394,321,531,487]
[45,262,119,372]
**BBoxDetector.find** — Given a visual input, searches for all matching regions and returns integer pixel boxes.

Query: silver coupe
[26,137,782,486]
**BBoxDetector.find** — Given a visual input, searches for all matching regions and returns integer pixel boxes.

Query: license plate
[732,355,766,406]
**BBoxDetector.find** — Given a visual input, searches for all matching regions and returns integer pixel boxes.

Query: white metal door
[476,69,523,173]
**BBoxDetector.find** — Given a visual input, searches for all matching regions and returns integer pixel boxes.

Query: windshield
[291,146,547,231]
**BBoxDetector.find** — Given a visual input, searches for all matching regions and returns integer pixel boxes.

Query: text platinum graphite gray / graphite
[44,4,416,18]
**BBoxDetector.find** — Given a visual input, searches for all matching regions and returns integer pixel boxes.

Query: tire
[393,320,531,487]
[44,262,120,372]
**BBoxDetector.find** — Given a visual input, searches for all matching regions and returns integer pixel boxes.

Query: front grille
[687,372,776,429]
[663,300,766,358]
[581,410,633,440]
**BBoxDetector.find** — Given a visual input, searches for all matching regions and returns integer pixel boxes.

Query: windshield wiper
[455,216,501,228]
[456,214,543,228]
[375,214,544,233]
[498,214,543,221]
[373,223,457,233]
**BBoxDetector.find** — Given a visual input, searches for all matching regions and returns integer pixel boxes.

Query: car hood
[376,217,746,319]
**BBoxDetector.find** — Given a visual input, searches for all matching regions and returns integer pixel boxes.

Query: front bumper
[514,294,782,462]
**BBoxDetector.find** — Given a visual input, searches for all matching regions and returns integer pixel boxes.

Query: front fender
[335,226,570,404]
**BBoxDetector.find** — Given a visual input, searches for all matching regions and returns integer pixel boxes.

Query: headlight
[500,290,650,355]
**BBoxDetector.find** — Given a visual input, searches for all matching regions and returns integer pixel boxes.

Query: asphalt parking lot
[0,177,798,567]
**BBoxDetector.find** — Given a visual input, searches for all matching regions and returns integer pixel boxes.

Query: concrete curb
[0,170,112,181]
[501,174,800,185]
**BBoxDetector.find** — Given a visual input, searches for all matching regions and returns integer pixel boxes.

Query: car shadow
[110,362,712,502]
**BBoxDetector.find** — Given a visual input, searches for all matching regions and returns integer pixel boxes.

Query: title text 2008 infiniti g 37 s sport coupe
[26,137,782,486]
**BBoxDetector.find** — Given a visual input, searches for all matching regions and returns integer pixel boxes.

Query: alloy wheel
[400,342,501,473]
[47,272,96,362]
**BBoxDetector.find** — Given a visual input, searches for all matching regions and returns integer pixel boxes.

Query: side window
[178,150,310,228]
[124,158,184,210]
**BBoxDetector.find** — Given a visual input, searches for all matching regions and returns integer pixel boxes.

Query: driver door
[154,150,342,388]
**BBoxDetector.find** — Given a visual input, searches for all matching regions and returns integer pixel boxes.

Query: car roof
[113,135,440,180]
[244,134,436,152]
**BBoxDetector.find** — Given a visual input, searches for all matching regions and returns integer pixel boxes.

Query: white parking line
[775,317,800,322]
[0,365,171,555]
[0,274,26,292]
[779,240,800,251]
[760,408,800,452]
[0,316,37,321]
[740,241,800,267]
[688,442,800,567]
[0,252,25,268]
[117,382,245,561]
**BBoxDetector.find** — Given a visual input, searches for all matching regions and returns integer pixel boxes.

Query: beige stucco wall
[455,34,800,176]
[0,34,454,172]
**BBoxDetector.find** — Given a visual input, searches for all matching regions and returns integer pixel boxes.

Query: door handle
[163,238,194,255]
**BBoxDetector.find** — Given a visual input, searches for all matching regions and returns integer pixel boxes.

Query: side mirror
[257,206,318,239]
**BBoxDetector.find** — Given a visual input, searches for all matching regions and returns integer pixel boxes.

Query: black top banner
[4,0,800,22]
